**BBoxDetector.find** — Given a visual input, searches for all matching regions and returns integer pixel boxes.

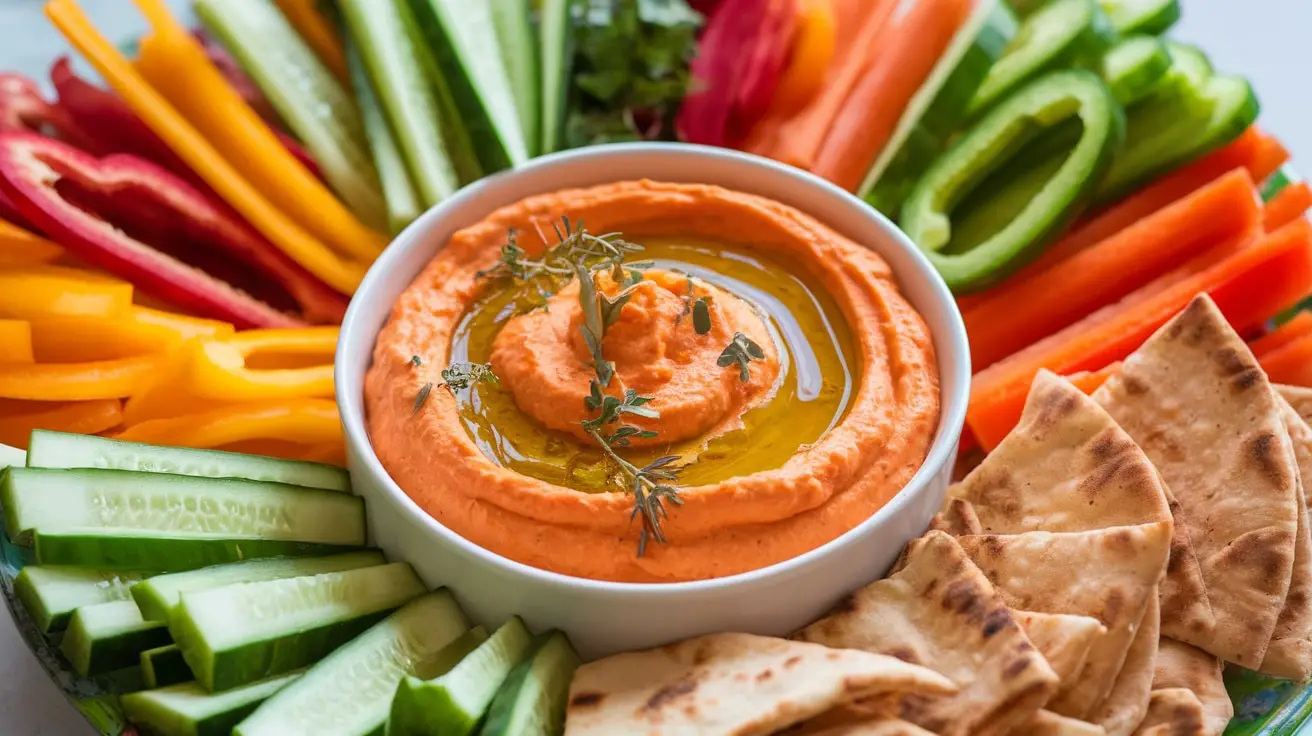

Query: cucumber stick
[171,562,425,692]
[192,0,387,231]
[26,430,350,492]
[1100,35,1172,106]
[480,631,580,736]
[133,550,386,622]
[338,0,461,207]
[2,468,364,564]
[1099,0,1180,35]
[14,565,150,633]
[405,0,530,172]
[859,0,1018,209]
[143,644,194,689]
[389,616,533,736]
[0,442,23,468]
[345,36,421,235]
[490,0,539,158]
[235,590,471,736]
[61,600,172,676]
[123,671,302,736]
[537,0,574,155]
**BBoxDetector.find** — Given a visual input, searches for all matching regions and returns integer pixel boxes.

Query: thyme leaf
[438,362,499,392]
[413,382,433,414]
[692,297,711,335]
[717,332,765,382]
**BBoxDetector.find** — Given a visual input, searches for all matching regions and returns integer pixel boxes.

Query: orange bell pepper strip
[128,306,234,341]
[1259,332,1312,387]
[0,320,33,363]
[218,438,346,466]
[45,0,367,295]
[770,0,837,111]
[0,217,62,266]
[130,0,385,263]
[114,398,343,449]
[0,398,122,448]
[1250,311,1312,358]
[0,354,160,401]
[273,0,349,85]
[0,266,133,320]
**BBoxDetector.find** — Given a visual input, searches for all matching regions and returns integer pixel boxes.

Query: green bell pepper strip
[899,69,1124,294]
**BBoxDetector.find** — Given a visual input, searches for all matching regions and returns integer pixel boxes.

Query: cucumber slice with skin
[480,631,580,736]
[968,0,1117,118]
[25,430,350,492]
[34,533,360,572]
[1100,35,1172,106]
[170,562,425,692]
[61,600,172,676]
[14,565,149,633]
[234,590,471,736]
[1005,0,1048,16]
[537,0,574,155]
[1098,0,1180,35]
[345,36,421,235]
[123,671,302,736]
[2,467,365,553]
[404,0,531,173]
[338,0,461,207]
[143,644,194,689]
[859,0,1018,209]
[0,442,23,468]
[133,550,386,622]
[193,0,387,231]
[388,616,533,736]
[900,69,1124,293]
[490,0,539,158]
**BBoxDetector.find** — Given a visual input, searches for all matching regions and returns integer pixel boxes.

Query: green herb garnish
[718,332,765,382]
[439,362,499,392]
[413,382,433,414]
[692,297,711,335]
[410,355,423,367]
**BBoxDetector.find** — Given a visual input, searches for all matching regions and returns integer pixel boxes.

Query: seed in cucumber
[1098,0,1180,36]
[1100,35,1172,106]
[123,670,302,736]
[25,430,350,492]
[0,441,23,468]
[537,0,574,155]
[133,550,386,622]
[14,565,150,633]
[234,590,471,736]
[61,599,173,676]
[490,0,539,158]
[170,562,425,692]
[480,630,580,736]
[2,467,365,568]
[859,0,1018,211]
[968,0,1117,119]
[388,616,533,736]
[143,644,195,689]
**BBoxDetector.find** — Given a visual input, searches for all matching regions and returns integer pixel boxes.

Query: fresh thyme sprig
[439,362,499,392]
[478,217,644,286]
[718,332,765,382]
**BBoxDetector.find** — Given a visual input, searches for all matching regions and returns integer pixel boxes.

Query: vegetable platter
[0,0,1310,733]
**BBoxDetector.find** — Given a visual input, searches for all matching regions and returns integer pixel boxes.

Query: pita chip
[930,498,982,536]
[1279,384,1312,432]
[564,632,955,736]
[947,371,1213,642]
[1014,611,1107,693]
[1027,710,1109,735]
[796,531,1058,736]
[1093,295,1300,668]
[785,717,936,736]
[957,523,1171,719]
[1152,639,1233,736]
[1093,595,1160,736]
[1258,399,1312,679]
[1133,689,1208,736]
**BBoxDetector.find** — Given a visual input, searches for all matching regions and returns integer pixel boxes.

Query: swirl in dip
[365,181,940,582]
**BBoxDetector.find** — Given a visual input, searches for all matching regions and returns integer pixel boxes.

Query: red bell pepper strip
[0,72,101,154]
[0,131,348,328]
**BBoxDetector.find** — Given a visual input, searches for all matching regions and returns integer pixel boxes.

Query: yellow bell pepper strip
[214,438,346,466]
[29,314,197,362]
[0,354,161,401]
[0,217,63,266]
[771,0,837,110]
[45,0,367,295]
[0,266,133,320]
[189,327,336,401]
[113,398,343,449]
[129,306,234,341]
[0,320,33,363]
[0,398,123,448]
[130,0,386,263]
[273,0,350,86]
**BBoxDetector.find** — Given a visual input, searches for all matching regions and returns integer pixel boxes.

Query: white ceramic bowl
[336,143,970,660]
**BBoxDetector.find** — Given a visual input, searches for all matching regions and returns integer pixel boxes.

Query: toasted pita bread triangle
[564,632,955,736]
[1152,639,1232,736]
[1027,710,1109,735]
[1015,611,1107,694]
[795,531,1058,736]
[1093,594,1160,736]
[1093,294,1300,668]
[947,371,1213,644]
[956,523,1171,720]
[1279,384,1312,437]
[1258,399,1312,679]
[1132,689,1208,736]
[930,498,982,536]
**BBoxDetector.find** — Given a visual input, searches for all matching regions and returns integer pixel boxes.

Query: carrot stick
[0,398,122,448]
[968,218,1312,450]
[810,0,970,191]
[1250,311,1312,358]
[1260,332,1312,387]
[1065,362,1121,396]
[1264,181,1312,232]
[963,169,1261,369]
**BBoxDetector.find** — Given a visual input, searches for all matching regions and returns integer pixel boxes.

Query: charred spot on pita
[570,691,605,708]
[981,606,1013,639]
[1246,431,1292,487]
[642,678,698,713]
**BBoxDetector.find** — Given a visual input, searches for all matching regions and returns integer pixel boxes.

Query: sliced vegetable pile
[0,432,580,736]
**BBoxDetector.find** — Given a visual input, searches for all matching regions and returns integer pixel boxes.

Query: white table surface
[3,1,1312,733]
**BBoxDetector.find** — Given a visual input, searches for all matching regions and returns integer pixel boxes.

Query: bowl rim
[336,141,970,596]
